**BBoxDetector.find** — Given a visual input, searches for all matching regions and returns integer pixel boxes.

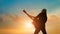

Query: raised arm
[23,10,35,20]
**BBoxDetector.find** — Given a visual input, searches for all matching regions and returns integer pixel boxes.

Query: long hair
[36,9,47,23]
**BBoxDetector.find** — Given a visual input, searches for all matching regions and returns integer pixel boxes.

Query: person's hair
[36,8,47,18]
[41,9,47,13]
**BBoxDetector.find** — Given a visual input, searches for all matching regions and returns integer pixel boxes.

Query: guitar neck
[23,11,33,20]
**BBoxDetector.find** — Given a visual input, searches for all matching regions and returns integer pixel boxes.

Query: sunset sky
[0,0,60,34]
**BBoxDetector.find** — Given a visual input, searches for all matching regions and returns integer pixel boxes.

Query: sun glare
[25,22,33,28]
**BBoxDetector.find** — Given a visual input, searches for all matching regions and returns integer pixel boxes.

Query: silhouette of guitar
[23,10,41,27]
[23,10,35,20]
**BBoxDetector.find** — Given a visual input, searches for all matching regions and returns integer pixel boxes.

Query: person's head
[41,9,47,13]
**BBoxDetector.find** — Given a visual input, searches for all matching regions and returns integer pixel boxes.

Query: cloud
[0,14,23,29]
[0,14,60,34]
[50,6,60,16]
[46,15,60,34]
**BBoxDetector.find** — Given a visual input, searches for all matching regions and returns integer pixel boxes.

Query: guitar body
[32,18,41,29]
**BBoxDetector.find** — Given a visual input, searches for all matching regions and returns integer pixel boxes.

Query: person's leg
[34,28,40,34]
[41,25,47,34]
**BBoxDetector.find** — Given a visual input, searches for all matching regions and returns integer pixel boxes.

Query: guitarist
[36,9,47,34]
[23,9,47,34]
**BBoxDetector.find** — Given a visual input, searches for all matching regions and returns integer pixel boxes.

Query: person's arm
[23,10,35,20]
[36,12,41,18]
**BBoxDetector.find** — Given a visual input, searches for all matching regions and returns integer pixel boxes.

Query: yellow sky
[0,14,60,34]
[0,9,60,34]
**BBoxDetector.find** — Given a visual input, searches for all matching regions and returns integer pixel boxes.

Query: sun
[25,22,33,28]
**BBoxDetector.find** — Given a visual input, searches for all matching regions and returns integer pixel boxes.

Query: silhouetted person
[36,9,47,34]
[23,9,47,34]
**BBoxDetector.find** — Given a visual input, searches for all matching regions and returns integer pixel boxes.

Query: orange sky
[0,0,60,34]
[0,13,60,34]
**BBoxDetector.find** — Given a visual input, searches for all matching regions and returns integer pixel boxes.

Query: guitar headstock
[23,10,27,13]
